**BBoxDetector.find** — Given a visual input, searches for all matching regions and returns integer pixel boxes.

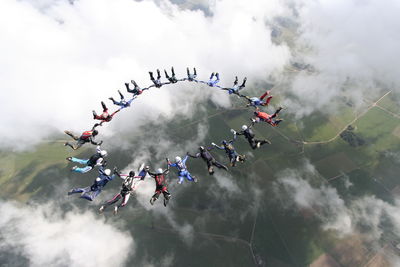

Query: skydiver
[168,156,197,184]
[109,90,135,109]
[187,146,228,175]
[211,136,245,167]
[125,80,143,96]
[64,125,102,150]
[244,90,273,107]
[222,76,247,95]
[252,107,283,126]
[99,165,147,215]
[164,67,178,83]
[231,125,271,150]
[66,146,107,173]
[149,69,163,88]
[207,72,220,87]
[186,67,197,81]
[68,166,118,201]
[146,160,172,207]
[92,101,120,126]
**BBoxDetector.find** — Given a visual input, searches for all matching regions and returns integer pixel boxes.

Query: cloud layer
[0,0,291,149]
[0,201,134,267]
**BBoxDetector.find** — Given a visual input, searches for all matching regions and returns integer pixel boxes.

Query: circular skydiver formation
[64,67,283,215]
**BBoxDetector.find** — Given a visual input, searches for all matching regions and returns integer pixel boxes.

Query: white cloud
[0,0,291,149]
[282,0,400,117]
[0,201,134,267]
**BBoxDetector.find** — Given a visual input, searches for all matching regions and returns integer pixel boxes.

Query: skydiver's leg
[193,68,197,76]
[125,83,132,93]
[149,71,155,81]
[206,160,214,175]
[177,175,184,184]
[186,172,197,182]
[233,76,238,85]
[215,73,220,83]
[81,189,101,201]
[271,107,283,119]
[264,96,273,106]
[162,187,171,206]
[260,90,270,100]
[103,193,122,208]
[69,157,88,165]
[109,97,119,105]
[212,160,228,171]
[64,130,79,140]
[247,138,258,149]
[72,166,93,173]
[65,140,83,150]
[150,190,161,205]
[209,72,215,80]
[68,186,90,195]
[186,67,190,78]
[101,101,107,112]
[164,69,170,79]
[118,90,124,100]
[156,69,161,80]
[171,67,175,76]
[255,138,271,147]
[273,119,283,126]
[118,193,130,208]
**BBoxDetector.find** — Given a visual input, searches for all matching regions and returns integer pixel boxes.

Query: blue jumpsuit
[70,146,104,173]
[207,73,220,87]
[169,155,195,184]
[68,167,116,201]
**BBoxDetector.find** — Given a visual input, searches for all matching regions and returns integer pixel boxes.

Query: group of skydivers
[63,67,284,215]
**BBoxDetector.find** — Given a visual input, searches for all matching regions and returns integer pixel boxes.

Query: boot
[113,206,118,215]
[92,110,97,119]
[101,101,107,111]
[241,77,247,87]
[98,206,105,214]
[163,197,169,207]
[150,197,156,205]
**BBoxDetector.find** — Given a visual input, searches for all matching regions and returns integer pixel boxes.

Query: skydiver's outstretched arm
[165,159,170,174]
[187,152,200,158]
[147,170,156,177]
[228,134,237,144]
[211,142,224,150]
[90,139,103,146]
[110,109,120,117]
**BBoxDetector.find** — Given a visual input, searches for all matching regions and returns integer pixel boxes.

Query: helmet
[157,168,163,174]
[93,130,98,136]
[222,140,227,145]
[242,125,248,131]
[96,177,101,182]
[199,146,205,151]
[175,156,181,162]
[129,171,135,177]
[100,150,107,157]
[104,169,111,176]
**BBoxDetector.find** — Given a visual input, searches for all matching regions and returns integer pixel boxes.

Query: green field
[1,90,399,266]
